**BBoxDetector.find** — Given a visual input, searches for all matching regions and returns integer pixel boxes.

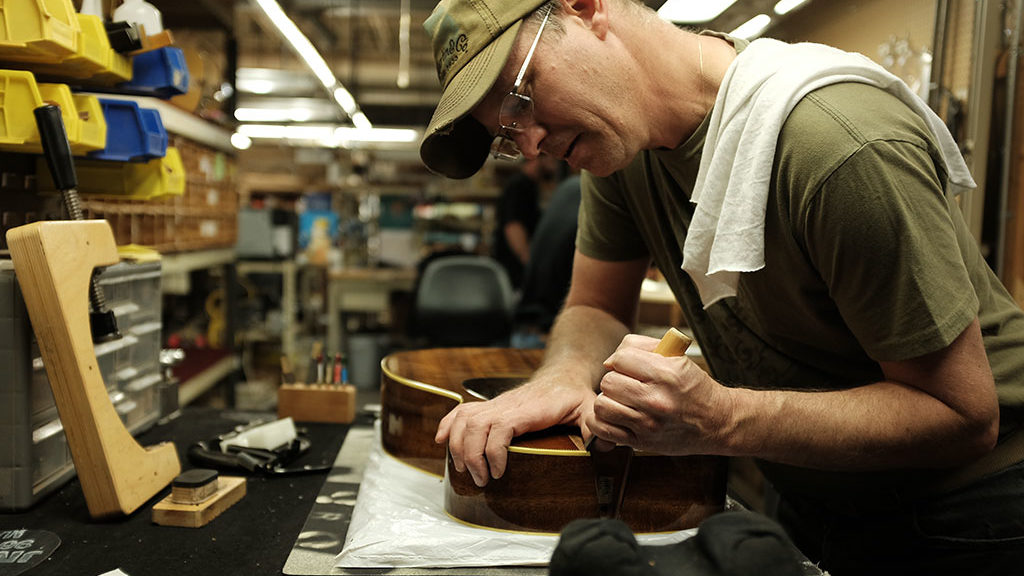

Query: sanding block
[152,469,245,528]
[169,468,219,504]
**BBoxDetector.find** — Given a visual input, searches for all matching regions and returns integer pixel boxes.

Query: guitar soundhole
[461,377,529,401]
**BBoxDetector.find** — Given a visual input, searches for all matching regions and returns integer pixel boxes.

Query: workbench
[325,267,417,355]
[0,407,351,576]
[2,405,825,576]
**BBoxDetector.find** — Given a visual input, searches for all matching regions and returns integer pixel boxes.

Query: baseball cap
[420,0,548,179]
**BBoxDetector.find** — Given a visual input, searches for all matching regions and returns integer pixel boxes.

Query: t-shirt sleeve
[576,171,650,262]
[798,138,978,361]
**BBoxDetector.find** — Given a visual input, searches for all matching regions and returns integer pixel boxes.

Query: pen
[280,355,295,384]
[309,340,323,385]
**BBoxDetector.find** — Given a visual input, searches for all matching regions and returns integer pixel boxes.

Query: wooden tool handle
[653,327,693,357]
[585,328,693,452]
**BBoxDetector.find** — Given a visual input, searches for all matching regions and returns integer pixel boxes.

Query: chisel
[589,327,693,518]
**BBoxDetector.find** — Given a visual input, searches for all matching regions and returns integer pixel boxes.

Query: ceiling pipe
[995,0,1023,278]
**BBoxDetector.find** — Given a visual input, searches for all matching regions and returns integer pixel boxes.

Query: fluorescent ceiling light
[397,0,411,88]
[238,123,333,141]
[251,0,371,128]
[234,107,314,122]
[237,68,319,96]
[333,87,357,114]
[658,0,738,23]
[350,112,372,131]
[240,78,276,94]
[731,14,772,39]
[238,124,420,148]
[252,0,333,88]
[773,0,809,15]
[231,133,253,150]
[335,127,418,144]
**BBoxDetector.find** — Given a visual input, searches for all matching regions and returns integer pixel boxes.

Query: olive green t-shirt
[577,54,1024,502]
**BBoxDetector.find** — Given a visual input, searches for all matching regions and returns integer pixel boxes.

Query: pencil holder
[277,383,356,424]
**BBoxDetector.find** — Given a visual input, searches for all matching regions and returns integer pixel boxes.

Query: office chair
[412,255,515,347]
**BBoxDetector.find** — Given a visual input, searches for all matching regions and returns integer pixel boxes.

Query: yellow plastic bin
[0,79,106,154]
[0,70,43,152]
[86,12,133,85]
[37,82,104,154]
[37,82,80,147]
[40,147,187,200]
[0,0,79,63]
[70,93,107,153]
[145,146,186,199]
[26,14,132,84]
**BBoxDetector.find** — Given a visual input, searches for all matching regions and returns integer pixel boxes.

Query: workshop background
[1,0,1022,524]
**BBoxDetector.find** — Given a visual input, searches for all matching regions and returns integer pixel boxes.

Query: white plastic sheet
[336,423,695,569]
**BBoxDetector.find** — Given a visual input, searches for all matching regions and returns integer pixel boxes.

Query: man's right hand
[435,377,595,487]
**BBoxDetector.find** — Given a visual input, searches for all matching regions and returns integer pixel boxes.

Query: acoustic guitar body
[381,347,727,534]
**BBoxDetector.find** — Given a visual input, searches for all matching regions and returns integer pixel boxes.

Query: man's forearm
[723,319,999,470]
[725,381,997,470]
[534,304,632,393]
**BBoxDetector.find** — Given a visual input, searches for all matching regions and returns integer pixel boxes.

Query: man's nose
[514,124,545,159]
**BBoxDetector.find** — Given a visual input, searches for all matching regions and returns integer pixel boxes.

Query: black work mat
[0,407,347,576]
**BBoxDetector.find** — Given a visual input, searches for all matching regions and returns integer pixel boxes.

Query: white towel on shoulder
[681,38,975,309]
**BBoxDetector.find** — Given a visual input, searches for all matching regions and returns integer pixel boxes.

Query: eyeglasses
[490,6,552,161]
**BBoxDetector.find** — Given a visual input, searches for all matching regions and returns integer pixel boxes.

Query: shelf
[176,351,240,406]
[239,172,313,197]
[160,248,236,295]
[236,258,300,362]
[237,259,297,275]
[161,248,236,275]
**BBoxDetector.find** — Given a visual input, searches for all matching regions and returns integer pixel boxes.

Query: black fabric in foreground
[548,511,805,576]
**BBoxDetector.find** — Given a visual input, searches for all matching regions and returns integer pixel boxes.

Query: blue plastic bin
[88,98,167,162]
[118,46,189,98]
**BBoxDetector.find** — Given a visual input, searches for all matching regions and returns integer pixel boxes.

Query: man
[516,172,581,336]
[491,156,552,289]
[419,0,1024,573]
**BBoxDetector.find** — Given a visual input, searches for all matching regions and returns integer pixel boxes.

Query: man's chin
[578,156,628,178]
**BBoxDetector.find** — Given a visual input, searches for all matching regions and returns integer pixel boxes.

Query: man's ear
[560,0,608,38]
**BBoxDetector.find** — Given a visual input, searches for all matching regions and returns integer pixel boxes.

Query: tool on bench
[589,328,693,519]
[152,468,247,528]
[187,418,333,476]
[34,104,121,342]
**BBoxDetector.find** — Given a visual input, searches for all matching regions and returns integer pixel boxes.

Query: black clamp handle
[34,104,77,192]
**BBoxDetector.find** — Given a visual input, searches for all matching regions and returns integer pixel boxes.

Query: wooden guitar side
[381,347,726,534]
[7,221,180,518]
